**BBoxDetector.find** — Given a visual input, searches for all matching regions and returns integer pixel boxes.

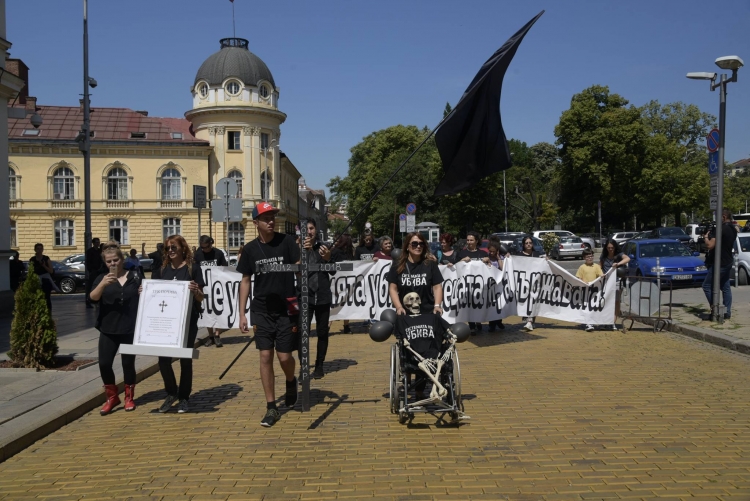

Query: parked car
[645,227,693,247]
[550,236,585,260]
[580,233,606,248]
[491,232,526,249]
[621,239,707,287]
[684,224,703,245]
[629,231,652,241]
[734,233,750,286]
[533,230,595,251]
[60,253,86,271]
[51,261,87,294]
[607,232,639,246]
[510,235,546,258]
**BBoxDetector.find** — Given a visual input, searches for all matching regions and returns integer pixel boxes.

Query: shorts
[253,311,299,353]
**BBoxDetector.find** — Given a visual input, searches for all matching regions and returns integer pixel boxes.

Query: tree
[9,267,58,369]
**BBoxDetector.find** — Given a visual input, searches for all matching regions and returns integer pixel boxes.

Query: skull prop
[403,292,421,315]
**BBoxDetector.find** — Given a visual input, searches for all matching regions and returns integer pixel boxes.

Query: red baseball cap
[252,202,279,219]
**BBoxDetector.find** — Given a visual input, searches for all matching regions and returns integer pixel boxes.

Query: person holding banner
[482,241,506,331]
[373,237,394,261]
[457,231,484,333]
[89,241,143,415]
[517,235,543,331]
[599,239,630,331]
[194,235,228,347]
[437,233,458,265]
[388,232,444,317]
[331,234,355,334]
[237,202,300,427]
[152,235,206,414]
[355,233,379,261]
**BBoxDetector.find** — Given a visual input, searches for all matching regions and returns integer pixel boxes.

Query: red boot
[124,384,136,412]
[100,384,121,415]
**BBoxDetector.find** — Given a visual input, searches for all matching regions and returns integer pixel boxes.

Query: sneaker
[285,378,298,407]
[260,408,281,427]
[343,324,351,334]
[612,324,618,331]
[177,399,189,413]
[214,337,223,348]
[498,320,505,330]
[476,323,483,332]
[724,313,731,320]
[158,394,177,413]
[523,322,533,332]
[312,365,324,379]
[204,336,214,347]
[585,324,595,332]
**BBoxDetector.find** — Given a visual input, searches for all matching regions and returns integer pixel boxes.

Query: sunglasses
[167,245,180,252]
[410,241,425,249]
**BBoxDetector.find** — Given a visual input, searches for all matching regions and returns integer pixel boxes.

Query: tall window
[10,220,16,248]
[161,168,181,200]
[228,222,245,248]
[107,167,128,200]
[260,132,269,150]
[163,218,181,240]
[9,167,16,200]
[109,219,129,244]
[53,167,75,200]
[54,219,75,246]
[260,171,270,200]
[228,131,241,150]
[228,170,243,198]
[259,84,269,98]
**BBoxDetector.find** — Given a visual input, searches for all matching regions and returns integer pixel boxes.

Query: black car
[510,235,545,257]
[646,227,693,247]
[47,261,87,294]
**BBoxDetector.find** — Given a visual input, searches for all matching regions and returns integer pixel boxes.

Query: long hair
[334,233,354,259]
[397,232,430,274]
[599,239,621,265]
[162,234,194,270]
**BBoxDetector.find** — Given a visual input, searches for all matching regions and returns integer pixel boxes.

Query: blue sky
[7,0,749,194]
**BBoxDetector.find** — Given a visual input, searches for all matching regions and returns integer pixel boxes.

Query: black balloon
[391,248,402,261]
[451,322,471,343]
[380,309,398,325]
[499,243,510,256]
[369,321,394,342]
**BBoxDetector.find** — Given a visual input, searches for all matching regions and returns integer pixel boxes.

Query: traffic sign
[406,203,417,215]
[708,150,719,176]
[211,198,243,222]
[707,128,720,153]
[216,177,238,198]
[193,185,207,209]
[406,215,416,232]
[399,213,407,221]
[399,220,406,232]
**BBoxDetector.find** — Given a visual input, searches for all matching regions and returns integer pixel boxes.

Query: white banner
[197,258,617,329]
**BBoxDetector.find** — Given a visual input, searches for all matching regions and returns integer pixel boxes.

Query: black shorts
[252,311,299,353]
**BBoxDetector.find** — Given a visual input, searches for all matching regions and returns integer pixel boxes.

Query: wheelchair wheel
[389,343,401,414]
[451,350,462,408]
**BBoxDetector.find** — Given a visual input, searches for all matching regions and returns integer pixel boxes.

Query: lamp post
[687,55,744,323]
[77,0,97,258]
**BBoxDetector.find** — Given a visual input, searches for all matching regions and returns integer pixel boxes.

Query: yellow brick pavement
[2,319,750,500]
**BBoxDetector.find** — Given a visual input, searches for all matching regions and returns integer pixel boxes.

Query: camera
[700,219,716,237]
[364,221,373,236]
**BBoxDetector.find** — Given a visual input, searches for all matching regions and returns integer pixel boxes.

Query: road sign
[193,185,207,209]
[406,203,417,215]
[399,213,406,221]
[211,198,243,222]
[708,150,719,176]
[399,220,406,232]
[710,176,718,188]
[406,215,416,232]
[710,196,718,210]
[216,177,238,198]
[706,128,720,153]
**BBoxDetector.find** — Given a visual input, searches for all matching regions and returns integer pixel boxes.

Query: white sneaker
[523,321,533,331]
[612,324,618,331]
[585,324,595,332]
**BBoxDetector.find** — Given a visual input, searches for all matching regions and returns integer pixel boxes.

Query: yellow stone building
[8,37,303,260]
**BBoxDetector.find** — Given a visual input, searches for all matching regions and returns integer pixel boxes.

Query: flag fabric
[434,11,544,196]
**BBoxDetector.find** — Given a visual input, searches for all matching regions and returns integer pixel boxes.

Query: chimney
[5,58,29,104]
[25,96,37,114]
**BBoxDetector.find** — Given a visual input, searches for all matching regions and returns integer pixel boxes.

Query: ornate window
[163,218,181,240]
[228,131,241,150]
[228,222,245,248]
[261,132,269,150]
[198,83,208,98]
[161,168,181,200]
[10,220,16,248]
[54,219,75,246]
[107,167,128,200]
[259,84,269,98]
[260,171,270,201]
[226,80,240,96]
[9,167,16,200]
[109,219,129,245]
[53,167,75,200]
[228,170,243,198]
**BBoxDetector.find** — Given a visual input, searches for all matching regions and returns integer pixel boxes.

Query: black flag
[434,11,544,196]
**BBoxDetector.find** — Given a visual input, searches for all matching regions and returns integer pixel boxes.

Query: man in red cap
[237,202,300,427]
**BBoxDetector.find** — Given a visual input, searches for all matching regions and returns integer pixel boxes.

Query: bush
[8,266,58,369]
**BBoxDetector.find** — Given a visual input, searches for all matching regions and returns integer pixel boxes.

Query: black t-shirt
[707,222,738,268]
[194,248,228,267]
[236,233,300,314]
[456,248,483,261]
[92,269,143,335]
[151,263,206,325]
[147,250,163,272]
[331,247,354,262]
[396,313,450,360]
[355,244,379,261]
[85,246,103,274]
[387,259,443,314]
[30,255,51,276]
[438,250,458,265]
[600,252,625,274]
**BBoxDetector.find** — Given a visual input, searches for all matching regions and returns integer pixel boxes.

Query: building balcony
[105,200,132,209]
[159,199,184,209]
[50,200,79,209]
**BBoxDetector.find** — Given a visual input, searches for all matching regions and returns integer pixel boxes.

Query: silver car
[735,234,750,286]
[608,232,639,246]
[60,253,86,271]
[551,236,585,260]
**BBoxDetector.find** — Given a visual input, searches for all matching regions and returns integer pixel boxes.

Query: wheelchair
[370,309,470,424]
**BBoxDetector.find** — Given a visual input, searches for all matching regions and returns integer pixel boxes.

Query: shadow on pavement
[467,330,545,347]
[139,383,243,413]
[316,358,357,376]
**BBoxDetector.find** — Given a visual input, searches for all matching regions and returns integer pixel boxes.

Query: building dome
[195,38,275,88]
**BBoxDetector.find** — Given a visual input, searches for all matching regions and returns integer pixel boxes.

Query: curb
[635,316,750,355]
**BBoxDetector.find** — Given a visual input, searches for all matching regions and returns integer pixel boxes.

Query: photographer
[702,208,738,320]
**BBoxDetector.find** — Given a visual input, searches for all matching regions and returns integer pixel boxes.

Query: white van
[684,224,703,244]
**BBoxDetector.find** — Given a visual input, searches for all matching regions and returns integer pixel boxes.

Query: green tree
[9,267,58,369]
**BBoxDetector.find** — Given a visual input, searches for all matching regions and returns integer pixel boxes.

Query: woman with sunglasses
[151,235,206,414]
[388,232,444,316]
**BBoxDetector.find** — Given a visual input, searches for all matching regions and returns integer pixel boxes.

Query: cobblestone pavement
[2,319,750,500]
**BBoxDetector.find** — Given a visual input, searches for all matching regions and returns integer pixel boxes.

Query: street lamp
[686,55,743,323]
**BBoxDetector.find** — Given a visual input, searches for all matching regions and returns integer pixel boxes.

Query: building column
[251,127,261,199]
[273,132,281,201]
[242,126,253,204]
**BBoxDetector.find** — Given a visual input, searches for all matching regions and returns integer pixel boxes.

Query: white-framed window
[261,132,269,151]
[163,218,181,240]
[107,167,128,200]
[10,220,16,248]
[228,131,241,150]
[54,219,75,246]
[228,222,245,248]
[9,167,16,200]
[226,80,240,96]
[261,171,270,200]
[161,168,181,200]
[109,219,129,245]
[53,167,75,200]
[228,170,243,198]
[259,84,269,98]
[198,83,208,98]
